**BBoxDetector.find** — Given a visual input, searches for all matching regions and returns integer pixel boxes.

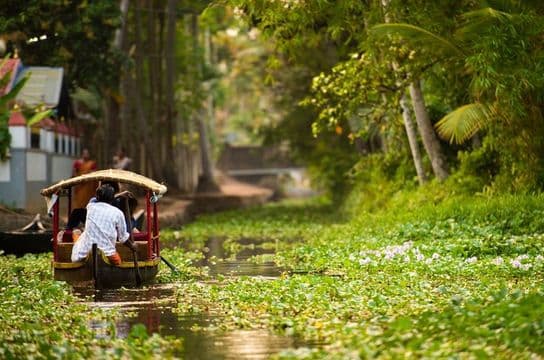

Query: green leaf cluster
[173,193,544,358]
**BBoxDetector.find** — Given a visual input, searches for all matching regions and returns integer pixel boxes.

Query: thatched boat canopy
[40,169,167,197]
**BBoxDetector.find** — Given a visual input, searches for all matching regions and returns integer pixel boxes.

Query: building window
[30,128,40,149]
[55,134,60,153]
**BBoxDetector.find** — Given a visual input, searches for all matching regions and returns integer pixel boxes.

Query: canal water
[75,237,311,359]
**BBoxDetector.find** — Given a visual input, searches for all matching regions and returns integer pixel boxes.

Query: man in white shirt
[71,184,137,265]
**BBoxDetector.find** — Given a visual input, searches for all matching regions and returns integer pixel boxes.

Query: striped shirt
[71,201,130,262]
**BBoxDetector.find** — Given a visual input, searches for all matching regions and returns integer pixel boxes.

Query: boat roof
[40,169,168,197]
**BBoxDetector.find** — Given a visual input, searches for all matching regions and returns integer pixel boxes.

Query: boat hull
[0,230,52,256]
[53,242,159,288]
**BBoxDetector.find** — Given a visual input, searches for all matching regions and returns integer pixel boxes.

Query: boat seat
[117,241,150,261]
[132,232,148,242]
[57,242,74,262]
[61,230,74,243]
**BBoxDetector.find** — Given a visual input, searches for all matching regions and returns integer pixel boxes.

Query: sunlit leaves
[435,103,492,144]
[370,23,464,58]
[173,194,544,358]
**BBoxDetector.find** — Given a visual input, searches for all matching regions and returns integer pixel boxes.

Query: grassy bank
[173,193,544,358]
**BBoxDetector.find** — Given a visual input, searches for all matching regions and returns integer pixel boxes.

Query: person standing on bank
[72,148,98,208]
[113,147,132,170]
[67,148,98,229]
[71,184,137,265]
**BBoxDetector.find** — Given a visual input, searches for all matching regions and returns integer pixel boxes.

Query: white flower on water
[492,257,504,266]
[465,257,477,264]
[510,259,522,268]
[416,254,425,261]
[536,255,544,262]
[384,252,395,260]
[359,257,372,266]
[431,253,440,260]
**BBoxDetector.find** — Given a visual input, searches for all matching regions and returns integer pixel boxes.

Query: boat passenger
[67,181,139,231]
[71,184,137,265]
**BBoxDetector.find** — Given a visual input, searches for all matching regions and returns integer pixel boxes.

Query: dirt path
[159,176,273,227]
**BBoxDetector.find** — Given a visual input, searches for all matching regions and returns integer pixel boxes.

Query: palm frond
[456,8,514,40]
[26,109,53,127]
[0,76,28,109]
[481,0,520,13]
[435,103,492,144]
[370,23,464,57]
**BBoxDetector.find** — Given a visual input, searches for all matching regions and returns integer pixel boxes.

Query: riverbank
[0,175,273,232]
[167,194,544,358]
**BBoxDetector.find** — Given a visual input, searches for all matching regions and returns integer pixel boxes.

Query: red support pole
[52,195,59,262]
[146,191,152,260]
[153,202,159,257]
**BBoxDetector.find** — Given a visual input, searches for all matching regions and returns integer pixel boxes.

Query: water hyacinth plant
[0,253,183,358]
[172,194,544,358]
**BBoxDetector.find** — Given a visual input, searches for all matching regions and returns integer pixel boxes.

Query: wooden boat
[0,214,52,256]
[40,169,167,288]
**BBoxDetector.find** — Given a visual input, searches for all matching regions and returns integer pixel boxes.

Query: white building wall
[9,126,27,148]
[45,130,55,152]
[0,159,10,182]
[63,135,70,155]
[26,152,47,181]
[52,155,73,182]
[39,129,47,151]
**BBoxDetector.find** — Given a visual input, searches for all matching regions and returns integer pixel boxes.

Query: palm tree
[380,0,449,181]
[371,5,544,145]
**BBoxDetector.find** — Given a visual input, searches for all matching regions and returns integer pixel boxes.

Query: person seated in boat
[66,181,139,232]
[71,184,137,265]
[101,181,140,231]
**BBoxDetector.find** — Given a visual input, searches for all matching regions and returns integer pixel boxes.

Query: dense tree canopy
[222,0,544,195]
[0,1,122,90]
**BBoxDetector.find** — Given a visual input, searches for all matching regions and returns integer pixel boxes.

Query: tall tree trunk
[116,0,131,160]
[146,0,161,179]
[400,93,428,184]
[409,80,449,180]
[163,0,178,186]
[191,14,219,192]
[380,0,427,184]
[135,2,160,178]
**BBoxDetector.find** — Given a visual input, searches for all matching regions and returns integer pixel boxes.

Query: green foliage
[0,0,122,90]
[174,194,544,358]
[370,23,464,58]
[435,103,492,144]
[0,253,183,358]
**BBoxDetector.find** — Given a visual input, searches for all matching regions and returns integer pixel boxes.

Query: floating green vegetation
[175,195,544,358]
[0,253,183,359]
[157,247,208,283]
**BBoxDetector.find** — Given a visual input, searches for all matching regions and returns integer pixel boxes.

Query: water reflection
[74,237,312,359]
[196,237,283,277]
[77,285,306,360]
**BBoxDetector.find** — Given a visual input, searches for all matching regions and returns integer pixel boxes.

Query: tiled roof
[0,59,23,96]
[15,67,64,108]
